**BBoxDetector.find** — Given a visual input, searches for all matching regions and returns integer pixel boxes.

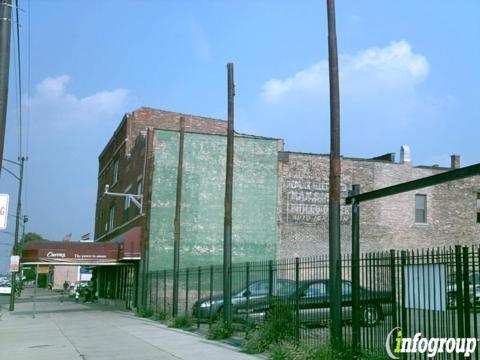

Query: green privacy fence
[144,245,480,358]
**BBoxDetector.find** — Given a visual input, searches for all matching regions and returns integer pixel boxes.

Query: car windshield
[304,282,327,297]
[236,279,296,296]
[274,281,297,296]
[274,280,295,295]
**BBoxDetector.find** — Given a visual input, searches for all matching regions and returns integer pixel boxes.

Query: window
[112,158,119,185]
[123,186,131,222]
[304,282,327,298]
[477,193,480,223]
[135,178,143,215]
[248,281,269,296]
[415,194,427,223]
[136,177,143,196]
[108,205,115,231]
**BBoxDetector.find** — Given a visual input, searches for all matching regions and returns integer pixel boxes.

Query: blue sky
[1,0,479,272]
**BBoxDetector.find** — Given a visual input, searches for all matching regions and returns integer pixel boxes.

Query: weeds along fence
[144,245,480,357]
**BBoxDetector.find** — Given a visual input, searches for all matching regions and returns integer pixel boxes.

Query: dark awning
[21,227,143,265]
[21,240,120,265]
[106,226,142,260]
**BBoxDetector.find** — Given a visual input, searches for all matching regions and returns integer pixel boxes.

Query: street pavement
[0,288,261,360]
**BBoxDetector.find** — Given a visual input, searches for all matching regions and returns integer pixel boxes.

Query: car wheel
[361,304,381,327]
[212,306,223,321]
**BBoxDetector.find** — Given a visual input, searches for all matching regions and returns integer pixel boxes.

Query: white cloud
[261,40,429,104]
[247,40,439,158]
[35,74,71,99]
[351,40,428,78]
[27,75,129,129]
[262,62,330,103]
[5,76,131,250]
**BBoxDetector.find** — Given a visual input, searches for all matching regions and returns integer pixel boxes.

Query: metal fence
[144,245,480,358]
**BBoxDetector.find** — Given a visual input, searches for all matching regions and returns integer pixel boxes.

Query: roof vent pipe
[400,145,411,164]
[451,154,461,169]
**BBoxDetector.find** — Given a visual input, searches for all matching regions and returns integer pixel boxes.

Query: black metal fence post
[350,184,361,354]
[197,267,201,328]
[163,270,167,315]
[462,246,471,338]
[185,268,190,316]
[455,245,465,338]
[390,249,398,329]
[295,257,300,343]
[155,270,159,315]
[473,247,479,359]
[246,262,250,324]
[400,251,408,339]
[209,265,214,327]
[144,272,149,310]
[268,260,273,297]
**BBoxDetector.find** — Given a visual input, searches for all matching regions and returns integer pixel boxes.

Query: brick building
[277,149,480,259]
[94,107,281,307]
[94,107,480,308]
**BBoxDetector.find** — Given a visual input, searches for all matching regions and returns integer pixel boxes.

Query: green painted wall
[148,130,278,270]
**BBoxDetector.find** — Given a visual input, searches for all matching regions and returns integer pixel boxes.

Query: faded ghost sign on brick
[283,178,351,224]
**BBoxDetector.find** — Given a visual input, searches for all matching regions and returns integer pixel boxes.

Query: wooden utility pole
[0,0,12,172]
[223,63,234,324]
[172,117,185,317]
[327,0,342,347]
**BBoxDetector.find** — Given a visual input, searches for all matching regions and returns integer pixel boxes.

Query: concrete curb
[111,312,266,358]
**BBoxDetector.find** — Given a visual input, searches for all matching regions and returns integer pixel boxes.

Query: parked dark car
[447,272,480,309]
[192,279,295,320]
[233,279,392,327]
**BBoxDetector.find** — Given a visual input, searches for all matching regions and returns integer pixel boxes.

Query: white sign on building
[0,194,9,230]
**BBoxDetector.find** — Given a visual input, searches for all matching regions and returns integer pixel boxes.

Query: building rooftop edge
[152,127,282,141]
[279,151,451,170]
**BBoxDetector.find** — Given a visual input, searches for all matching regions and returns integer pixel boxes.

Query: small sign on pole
[10,255,20,272]
[0,194,9,230]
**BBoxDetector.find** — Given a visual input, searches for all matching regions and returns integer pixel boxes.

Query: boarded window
[108,205,115,231]
[135,178,143,216]
[477,193,480,223]
[113,158,119,184]
[123,186,131,222]
[415,194,427,223]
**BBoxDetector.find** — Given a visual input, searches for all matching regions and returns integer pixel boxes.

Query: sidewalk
[0,288,261,360]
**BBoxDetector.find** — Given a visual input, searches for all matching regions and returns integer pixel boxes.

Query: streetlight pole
[9,156,25,311]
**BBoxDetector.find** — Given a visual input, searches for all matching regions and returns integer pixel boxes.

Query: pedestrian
[63,281,69,294]
[83,287,91,303]
[75,289,80,303]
